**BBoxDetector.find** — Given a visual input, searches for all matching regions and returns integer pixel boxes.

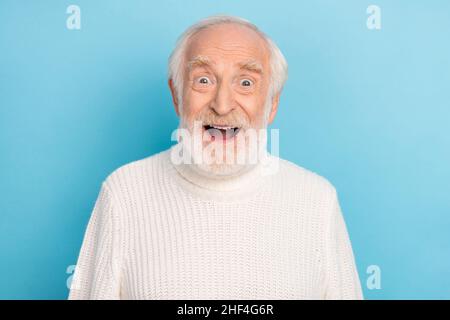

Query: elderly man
[69,15,363,300]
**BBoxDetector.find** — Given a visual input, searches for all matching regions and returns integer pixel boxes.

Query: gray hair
[168,15,288,107]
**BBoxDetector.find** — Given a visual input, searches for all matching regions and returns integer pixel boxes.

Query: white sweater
[68,145,363,300]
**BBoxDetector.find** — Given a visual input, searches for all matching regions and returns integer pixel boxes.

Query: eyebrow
[238,59,264,75]
[187,55,214,71]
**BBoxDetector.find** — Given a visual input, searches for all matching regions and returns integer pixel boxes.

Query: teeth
[208,125,236,130]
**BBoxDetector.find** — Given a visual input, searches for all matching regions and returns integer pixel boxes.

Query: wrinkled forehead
[184,23,270,72]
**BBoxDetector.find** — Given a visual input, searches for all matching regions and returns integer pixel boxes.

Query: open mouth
[203,124,241,140]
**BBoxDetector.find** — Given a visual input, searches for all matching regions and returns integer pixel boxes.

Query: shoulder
[272,157,341,226]
[274,156,338,200]
[101,148,171,194]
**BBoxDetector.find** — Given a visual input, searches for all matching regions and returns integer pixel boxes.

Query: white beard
[177,102,271,178]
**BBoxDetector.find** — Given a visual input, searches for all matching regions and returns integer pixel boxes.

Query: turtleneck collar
[165,143,273,201]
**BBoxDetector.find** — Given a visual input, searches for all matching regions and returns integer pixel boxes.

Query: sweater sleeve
[68,181,122,300]
[322,189,364,300]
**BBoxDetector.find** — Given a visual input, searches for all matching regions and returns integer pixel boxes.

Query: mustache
[187,110,251,129]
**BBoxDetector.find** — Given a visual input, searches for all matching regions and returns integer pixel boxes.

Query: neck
[167,143,271,200]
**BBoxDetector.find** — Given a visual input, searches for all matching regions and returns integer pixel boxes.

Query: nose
[210,81,235,116]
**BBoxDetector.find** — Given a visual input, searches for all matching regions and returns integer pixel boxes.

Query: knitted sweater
[68,145,363,299]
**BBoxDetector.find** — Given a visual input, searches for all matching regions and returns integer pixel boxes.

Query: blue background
[1,0,449,299]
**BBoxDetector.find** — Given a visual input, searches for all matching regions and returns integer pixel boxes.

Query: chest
[119,199,325,299]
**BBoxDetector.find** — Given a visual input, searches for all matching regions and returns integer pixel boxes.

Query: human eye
[195,76,212,86]
[240,78,254,87]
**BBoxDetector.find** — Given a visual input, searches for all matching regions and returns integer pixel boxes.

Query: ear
[267,92,281,124]
[168,79,180,117]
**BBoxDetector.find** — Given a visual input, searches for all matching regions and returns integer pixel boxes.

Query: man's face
[171,23,278,175]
